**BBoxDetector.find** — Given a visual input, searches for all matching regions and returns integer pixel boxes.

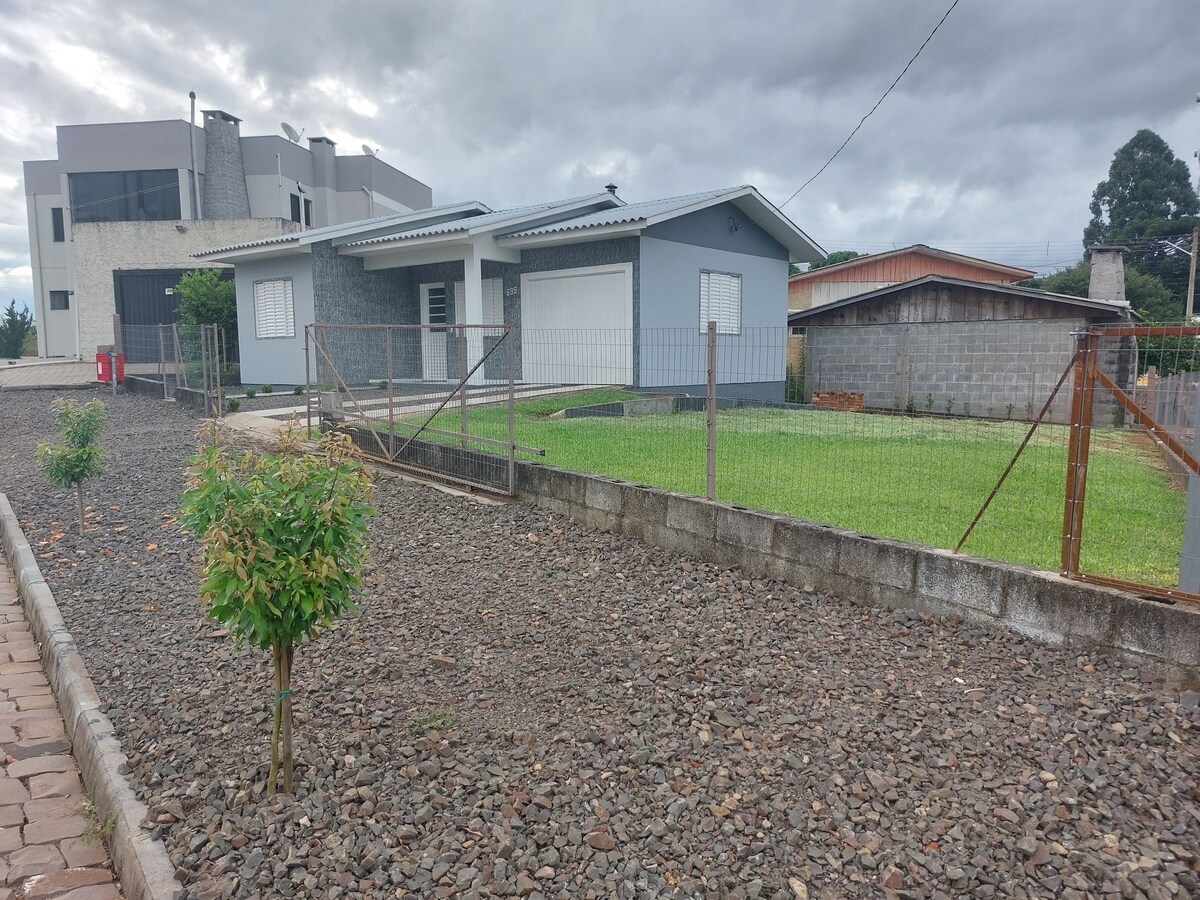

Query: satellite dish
[362,144,377,157]
[281,122,303,143]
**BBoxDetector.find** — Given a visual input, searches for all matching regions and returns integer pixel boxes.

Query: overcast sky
[1,0,1197,310]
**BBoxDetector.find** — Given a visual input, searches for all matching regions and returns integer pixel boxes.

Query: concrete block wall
[516,464,1200,678]
[806,320,1091,422]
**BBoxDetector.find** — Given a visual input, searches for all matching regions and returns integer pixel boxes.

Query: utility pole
[1187,226,1199,321]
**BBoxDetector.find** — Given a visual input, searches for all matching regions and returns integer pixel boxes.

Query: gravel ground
[2,388,1198,900]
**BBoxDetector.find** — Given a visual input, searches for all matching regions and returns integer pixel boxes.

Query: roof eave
[195,242,312,263]
[495,221,645,248]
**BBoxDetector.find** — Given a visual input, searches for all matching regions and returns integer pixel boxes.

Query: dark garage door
[113,269,234,362]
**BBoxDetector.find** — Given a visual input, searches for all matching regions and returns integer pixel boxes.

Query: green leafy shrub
[784,373,805,404]
[174,269,238,357]
[225,398,241,413]
[292,385,304,396]
[261,384,273,394]
[244,387,256,399]
[180,426,375,794]
[36,398,106,533]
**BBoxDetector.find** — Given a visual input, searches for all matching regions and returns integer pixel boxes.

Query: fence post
[1181,379,1200,592]
[304,327,312,437]
[507,325,516,496]
[706,320,717,502]
[458,328,469,448]
[386,326,394,451]
[1061,329,1096,575]
[213,326,223,417]
[112,314,122,356]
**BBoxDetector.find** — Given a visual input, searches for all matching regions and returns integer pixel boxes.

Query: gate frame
[305,323,533,495]
[1063,323,1200,603]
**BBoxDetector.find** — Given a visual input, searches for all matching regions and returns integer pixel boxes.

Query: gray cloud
[1,0,1197,306]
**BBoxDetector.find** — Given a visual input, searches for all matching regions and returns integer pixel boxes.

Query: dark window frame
[49,291,70,311]
[51,207,65,242]
[290,194,302,223]
[303,197,313,227]
[68,170,181,223]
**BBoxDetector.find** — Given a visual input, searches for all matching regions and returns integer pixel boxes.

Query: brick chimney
[1087,245,1127,304]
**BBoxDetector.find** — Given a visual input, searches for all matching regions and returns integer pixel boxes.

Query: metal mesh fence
[308,320,1191,601]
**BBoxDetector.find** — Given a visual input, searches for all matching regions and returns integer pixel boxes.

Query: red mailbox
[95,352,125,384]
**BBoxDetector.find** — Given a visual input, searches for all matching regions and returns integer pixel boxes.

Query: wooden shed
[788,244,1034,311]
[787,275,1135,424]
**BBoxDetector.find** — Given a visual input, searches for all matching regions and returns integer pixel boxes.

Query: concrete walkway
[0,361,96,390]
[0,553,120,899]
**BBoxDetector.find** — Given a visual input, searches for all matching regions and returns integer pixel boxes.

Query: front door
[43,291,76,357]
[419,283,449,381]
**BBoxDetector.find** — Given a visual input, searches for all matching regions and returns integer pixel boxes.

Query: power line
[781,0,963,208]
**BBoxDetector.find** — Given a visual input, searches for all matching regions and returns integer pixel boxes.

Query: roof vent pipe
[605,183,618,195]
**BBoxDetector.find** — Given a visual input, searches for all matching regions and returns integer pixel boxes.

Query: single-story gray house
[787,269,1137,423]
[196,185,824,398]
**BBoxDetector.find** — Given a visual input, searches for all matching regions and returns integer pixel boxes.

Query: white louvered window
[699,271,741,335]
[254,278,295,339]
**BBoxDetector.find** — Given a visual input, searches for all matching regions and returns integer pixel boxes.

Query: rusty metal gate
[305,323,541,495]
[1062,324,1200,603]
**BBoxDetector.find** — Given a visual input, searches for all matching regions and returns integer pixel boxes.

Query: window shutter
[699,272,741,335]
[254,279,295,339]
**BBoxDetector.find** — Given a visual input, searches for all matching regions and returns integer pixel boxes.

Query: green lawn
[396,389,1184,586]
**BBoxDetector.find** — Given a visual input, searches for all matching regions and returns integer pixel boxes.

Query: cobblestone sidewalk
[0,554,120,899]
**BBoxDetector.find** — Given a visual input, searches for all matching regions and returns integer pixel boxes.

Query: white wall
[71,219,301,357]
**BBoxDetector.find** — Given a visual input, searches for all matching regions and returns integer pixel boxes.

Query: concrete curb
[0,493,182,900]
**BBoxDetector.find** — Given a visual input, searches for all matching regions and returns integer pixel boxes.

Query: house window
[253,278,295,339]
[290,194,302,223]
[426,285,447,324]
[68,170,180,223]
[699,270,741,335]
[49,291,70,310]
[303,198,313,227]
[51,208,65,242]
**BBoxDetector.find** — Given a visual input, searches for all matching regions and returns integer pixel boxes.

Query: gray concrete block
[666,495,716,539]
[837,535,916,591]
[916,550,1006,617]
[1109,597,1200,669]
[1002,570,1114,647]
[585,478,624,515]
[715,506,775,554]
[771,520,842,571]
[623,487,668,529]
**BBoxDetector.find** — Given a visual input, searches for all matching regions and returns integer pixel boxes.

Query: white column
[463,245,486,385]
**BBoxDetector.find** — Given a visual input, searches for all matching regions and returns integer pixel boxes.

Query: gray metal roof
[341,193,621,247]
[787,274,1136,324]
[499,187,745,237]
[194,200,493,257]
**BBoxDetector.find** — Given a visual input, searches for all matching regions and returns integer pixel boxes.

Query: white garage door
[520,263,633,385]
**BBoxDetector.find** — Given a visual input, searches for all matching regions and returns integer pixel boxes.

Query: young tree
[180,425,375,794]
[174,269,238,355]
[36,398,106,533]
[0,300,34,359]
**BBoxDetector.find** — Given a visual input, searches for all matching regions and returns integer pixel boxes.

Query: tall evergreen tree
[1082,130,1200,320]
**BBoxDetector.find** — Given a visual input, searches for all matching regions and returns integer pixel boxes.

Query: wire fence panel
[304,319,1191,597]
[1070,323,1199,602]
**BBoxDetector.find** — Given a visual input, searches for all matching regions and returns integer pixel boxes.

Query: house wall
[73,218,299,363]
[640,206,789,400]
[233,253,315,386]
